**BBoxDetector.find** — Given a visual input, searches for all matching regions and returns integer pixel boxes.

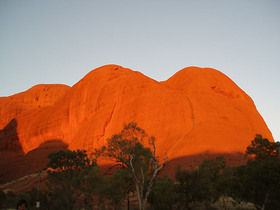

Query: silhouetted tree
[176,167,209,209]
[232,160,280,210]
[246,134,280,161]
[198,156,226,206]
[101,168,133,209]
[231,135,280,210]
[148,176,180,210]
[215,166,237,208]
[176,156,226,209]
[82,166,103,209]
[96,122,168,210]
[46,149,96,210]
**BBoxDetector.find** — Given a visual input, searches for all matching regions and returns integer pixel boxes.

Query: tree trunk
[142,199,148,210]
[127,197,130,210]
[135,183,143,210]
[261,189,270,210]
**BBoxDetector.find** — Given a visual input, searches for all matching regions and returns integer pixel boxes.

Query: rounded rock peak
[165,66,237,88]
[163,66,251,101]
[72,64,152,91]
[10,84,71,105]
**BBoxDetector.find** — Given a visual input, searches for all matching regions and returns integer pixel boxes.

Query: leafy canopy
[95,122,167,210]
[97,122,157,172]
[46,149,97,210]
[230,135,280,210]
[246,134,280,161]
[47,149,95,174]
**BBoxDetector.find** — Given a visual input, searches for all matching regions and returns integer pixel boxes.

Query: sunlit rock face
[0,84,70,152]
[161,67,273,159]
[0,84,71,129]
[0,65,274,181]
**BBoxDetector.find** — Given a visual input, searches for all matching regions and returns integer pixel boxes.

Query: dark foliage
[148,176,180,210]
[46,149,96,210]
[246,134,280,161]
[228,135,280,210]
[2,133,280,210]
[95,122,167,210]
[175,156,226,209]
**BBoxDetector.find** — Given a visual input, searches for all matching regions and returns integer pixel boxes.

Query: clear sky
[0,1,279,141]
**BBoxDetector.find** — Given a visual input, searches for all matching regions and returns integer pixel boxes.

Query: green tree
[46,149,96,210]
[176,156,226,209]
[148,176,180,210]
[198,156,226,205]
[232,160,280,210]
[82,166,103,209]
[96,122,168,210]
[231,135,280,210]
[199,156,226,180]
[176,167,209,209]
[215,166,237,208]
[246,134,280,161]
[102,168,133,209]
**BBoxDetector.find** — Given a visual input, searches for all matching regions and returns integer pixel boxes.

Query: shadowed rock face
[0,65,274,182]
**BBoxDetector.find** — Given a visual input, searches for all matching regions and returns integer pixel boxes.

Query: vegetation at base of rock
[246,134,280,161]
[1,134,279,210]
[46,149,97,210]
[148,175,181,209]
[174,156,225,209]
[95,122,168,210]
[230,135,280,210]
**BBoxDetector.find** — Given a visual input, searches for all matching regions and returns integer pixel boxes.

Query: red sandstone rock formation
[0,65,274,183]
[0,84,71,129]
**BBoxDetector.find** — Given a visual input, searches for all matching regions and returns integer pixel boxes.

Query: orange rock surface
[0,65,274,183]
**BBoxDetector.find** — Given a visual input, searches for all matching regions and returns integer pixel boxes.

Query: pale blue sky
[0,1,279,141]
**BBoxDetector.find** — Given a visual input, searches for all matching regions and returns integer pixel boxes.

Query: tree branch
[103,163,125,175]
[141,167,145,186]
